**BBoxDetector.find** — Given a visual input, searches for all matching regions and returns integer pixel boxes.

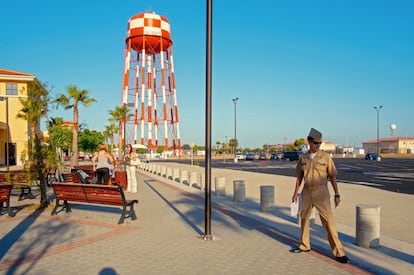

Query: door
[4,143,16,166]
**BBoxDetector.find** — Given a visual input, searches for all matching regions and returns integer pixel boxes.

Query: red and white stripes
[121,11,181,155]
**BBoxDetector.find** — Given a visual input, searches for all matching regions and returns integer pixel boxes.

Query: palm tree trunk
[118,121,123,151]
[111,136,115,152]
[71,105,79,167]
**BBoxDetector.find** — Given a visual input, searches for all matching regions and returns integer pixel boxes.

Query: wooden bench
[51,182,138,224]
[75,165,94,171]
[0,183,13,216]
[63,169,119,186]
[0,172,36,201]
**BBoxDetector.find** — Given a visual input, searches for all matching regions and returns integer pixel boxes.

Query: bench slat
[0,183,13,216]
[0,184,13,202]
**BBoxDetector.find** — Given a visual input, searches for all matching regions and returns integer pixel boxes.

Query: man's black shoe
[290,247,311,253]
[336,256,349,263]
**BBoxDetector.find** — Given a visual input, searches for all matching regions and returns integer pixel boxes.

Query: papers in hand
[290,201,299,217]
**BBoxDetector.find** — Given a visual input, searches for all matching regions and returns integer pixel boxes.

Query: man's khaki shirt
[296,151,337,188]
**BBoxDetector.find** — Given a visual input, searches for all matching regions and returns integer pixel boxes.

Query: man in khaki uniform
[290,128,349,264]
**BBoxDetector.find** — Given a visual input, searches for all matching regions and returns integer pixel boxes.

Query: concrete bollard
[356,204,381,248]
[260,185,274,212]
[173,168,180,182]
[180,170,189,185]
[215,177,226,196]
[233,180,246,202]
[166,167,173,180]
[189,171,198,187]
[199,174,205,191]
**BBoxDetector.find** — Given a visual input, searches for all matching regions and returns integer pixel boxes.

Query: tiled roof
[0,68,35,80]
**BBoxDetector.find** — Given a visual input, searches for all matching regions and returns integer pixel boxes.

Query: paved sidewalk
[0,162,413,274]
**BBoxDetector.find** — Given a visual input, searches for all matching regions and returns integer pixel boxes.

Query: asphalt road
[155,157,414,195]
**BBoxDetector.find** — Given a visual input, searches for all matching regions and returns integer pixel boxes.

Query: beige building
[362,137,414,154]
[319,140,336,153]
[270,140,337,154]
[0,68,35,166]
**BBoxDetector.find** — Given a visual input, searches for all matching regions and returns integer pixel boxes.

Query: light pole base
[200,234,213,241]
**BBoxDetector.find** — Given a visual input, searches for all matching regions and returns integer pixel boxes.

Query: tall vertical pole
[234,100,236,151]
[232,97,239,155]
[223,135,228,163]
[123,103,127,148]
[190,142,194,166]
[374,105,383,159]
[203,0,213,240]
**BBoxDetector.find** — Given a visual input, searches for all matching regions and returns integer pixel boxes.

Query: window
[6,83,17,95]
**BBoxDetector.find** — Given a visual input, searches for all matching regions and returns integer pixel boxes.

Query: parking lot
[159,157,414,195]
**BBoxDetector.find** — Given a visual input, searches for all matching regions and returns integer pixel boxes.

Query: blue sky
[1,0,413,148]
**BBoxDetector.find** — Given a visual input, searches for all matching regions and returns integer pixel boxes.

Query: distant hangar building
[362,137,414,154]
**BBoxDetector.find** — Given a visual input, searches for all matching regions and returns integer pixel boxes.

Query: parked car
[245,153,255,161]
[365,153,382,161]
[235,153,245,160]
[282,151,301,161]
[270,152,283,159]
[259,153,267,160]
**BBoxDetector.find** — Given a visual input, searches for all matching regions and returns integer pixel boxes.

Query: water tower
[390,123,397,137]
[121,11,181,155]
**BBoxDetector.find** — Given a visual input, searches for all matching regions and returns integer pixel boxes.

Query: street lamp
[190,142,194,166]
[374,105,383,159]
[223,136,228,163]
[0,96,9,171]
[232,97,239,156]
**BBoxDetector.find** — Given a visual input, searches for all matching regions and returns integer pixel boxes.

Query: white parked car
[235,153,245,160]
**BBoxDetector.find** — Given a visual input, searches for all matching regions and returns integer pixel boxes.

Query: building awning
[131,144,148,149]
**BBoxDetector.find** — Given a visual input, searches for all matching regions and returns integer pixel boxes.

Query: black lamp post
[203,0,213,240]
[374,105,383,158]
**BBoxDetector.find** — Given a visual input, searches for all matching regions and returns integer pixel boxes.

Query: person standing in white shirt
[124,144,139,193]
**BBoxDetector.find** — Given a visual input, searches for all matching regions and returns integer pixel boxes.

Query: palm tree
[108,105,132,150]
[229,138,237,154]
[105,123,118,152]
[16,78,50,208]
[215,141,221,154]
[53,85,96,167]
[103,129,110,147]
[48,116,64,128]
[17,79,49,154]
